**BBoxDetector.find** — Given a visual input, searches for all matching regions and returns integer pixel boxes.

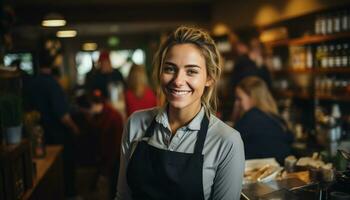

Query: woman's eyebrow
[163,61,202,70]
[164,61,176,66]
[184,65,201,69]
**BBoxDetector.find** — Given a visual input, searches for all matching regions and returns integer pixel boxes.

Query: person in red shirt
[125,64,157,117]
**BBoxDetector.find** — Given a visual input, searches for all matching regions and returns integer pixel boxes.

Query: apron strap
[194,115,209,155]
[144,117,157,138]
[143,114,210,155]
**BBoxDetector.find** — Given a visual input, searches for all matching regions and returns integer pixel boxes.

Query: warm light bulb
[56,30,77,38]
[42,19,66,27]
[82,43,98,51]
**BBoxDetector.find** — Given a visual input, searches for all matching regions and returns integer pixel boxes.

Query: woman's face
[160,43,212,112]
[235,87,254,113]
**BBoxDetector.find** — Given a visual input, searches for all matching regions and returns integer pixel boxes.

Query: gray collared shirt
[116,106,245,200]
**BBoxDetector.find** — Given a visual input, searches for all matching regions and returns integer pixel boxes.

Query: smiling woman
[116,26,245,200]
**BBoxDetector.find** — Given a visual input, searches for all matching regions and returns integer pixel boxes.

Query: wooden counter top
[22,145,64,200]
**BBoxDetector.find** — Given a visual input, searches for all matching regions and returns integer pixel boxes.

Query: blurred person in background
[228,36,260,91]
[249,38,272,90]
[233,76,293,164]
[223,35,260,122]
[26,50,80,199]
[116,26,244,200]
[125,63,157,117]
[88,89,124,200]
[86,50,126,99]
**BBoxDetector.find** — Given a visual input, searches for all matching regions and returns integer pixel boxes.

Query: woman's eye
[187,69,198,75]
[163,66,176,73]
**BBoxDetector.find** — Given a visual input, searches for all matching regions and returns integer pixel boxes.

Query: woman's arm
[115,119,133,200]
[211,132,245,200]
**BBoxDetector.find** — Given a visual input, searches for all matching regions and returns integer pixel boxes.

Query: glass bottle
[341,10,349,32]
[321,45,328,68]
[333,12,341,33]
[306,46,313,69]
[341,43,348,68]
[33,125,46,158]
[328,45,335,68]
[335,44,342,67]
[327,14,333,34]
[316,45,323,68]
[320,14,327,35]
[315,15,321,35]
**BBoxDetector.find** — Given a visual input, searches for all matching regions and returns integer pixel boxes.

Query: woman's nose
[172,71,186,86]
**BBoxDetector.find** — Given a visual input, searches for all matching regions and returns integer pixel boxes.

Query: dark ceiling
[12,1,212,26]
[6,0,215,50]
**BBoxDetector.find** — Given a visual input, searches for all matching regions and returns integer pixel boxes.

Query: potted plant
[0,93,23,144]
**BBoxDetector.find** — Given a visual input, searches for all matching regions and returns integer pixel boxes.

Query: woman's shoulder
[208,114,243,146]
[125,107,159,140]
[239,107,269,123]
[128,107,159,123]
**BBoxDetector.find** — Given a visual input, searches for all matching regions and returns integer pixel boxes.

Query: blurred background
[1,0,350,200]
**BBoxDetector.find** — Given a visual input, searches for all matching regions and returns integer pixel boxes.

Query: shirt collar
[155,104,206,131]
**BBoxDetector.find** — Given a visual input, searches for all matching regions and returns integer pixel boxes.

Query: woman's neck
[167,103,202,135]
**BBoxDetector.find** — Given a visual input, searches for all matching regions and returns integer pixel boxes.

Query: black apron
[126,115,209,200]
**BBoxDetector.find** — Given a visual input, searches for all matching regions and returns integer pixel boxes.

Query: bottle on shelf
[316,45,323,68]
[320,14,327,35]
[328,45,335,68]
[341,10,349,32]
[306,45,313,69]
[333,12,341,33]
[315,10,350,35]
[327,14,334,34]
[329,105,342,157]
[335,44,342,67]
[321,45,328,68]
[341,43,350,67]
[315,15,322,35]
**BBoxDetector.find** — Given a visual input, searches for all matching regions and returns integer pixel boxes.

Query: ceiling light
[42,13,66,27]
[82,43,98,51]
[56,30,77,38]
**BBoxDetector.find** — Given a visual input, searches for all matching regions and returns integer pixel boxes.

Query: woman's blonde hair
[237,76,278,115]
[153,26,222,115]
[127,64,148,98]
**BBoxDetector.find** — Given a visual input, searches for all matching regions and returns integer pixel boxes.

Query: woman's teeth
[169,89,191,96]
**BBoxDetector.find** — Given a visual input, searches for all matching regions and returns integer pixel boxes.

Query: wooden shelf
[272,68,313,74]
[264,32,350,47]
[316,94,350,101]
[272,67,350,74]
[274,90,350,101]
[0,67,20,78]
[314,68,350,74]
[274,90,311,99]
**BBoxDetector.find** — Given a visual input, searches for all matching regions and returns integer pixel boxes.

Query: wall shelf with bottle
[264,32,350,48]
[272,67,350,74]
[274,90,312,100]
[275,91,350,102]
[260,5,350,157]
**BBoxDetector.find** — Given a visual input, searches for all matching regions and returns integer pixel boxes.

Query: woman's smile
[166,87,192,97]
